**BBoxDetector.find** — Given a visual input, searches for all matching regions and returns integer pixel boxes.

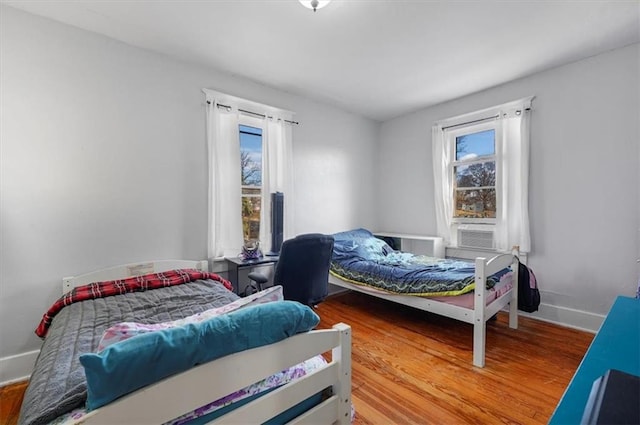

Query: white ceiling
[4,0,640,121]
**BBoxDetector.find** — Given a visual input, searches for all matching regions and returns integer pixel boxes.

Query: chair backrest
[274,233,335,306]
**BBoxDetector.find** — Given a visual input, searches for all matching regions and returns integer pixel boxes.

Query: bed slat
[210,363,339,424]
[287,396,342,425]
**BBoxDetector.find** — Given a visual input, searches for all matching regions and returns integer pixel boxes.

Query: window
[451,125,497,222]
[204,88,294,259]
[432,96,533,252]
[239,124,262,243]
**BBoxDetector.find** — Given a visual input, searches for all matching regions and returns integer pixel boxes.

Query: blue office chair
[248,233,335,306]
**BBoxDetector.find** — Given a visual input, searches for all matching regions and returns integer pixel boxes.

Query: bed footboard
[76,323,352,424]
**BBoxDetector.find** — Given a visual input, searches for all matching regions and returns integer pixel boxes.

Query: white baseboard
[0,350,38,386]
[519,302,603,333]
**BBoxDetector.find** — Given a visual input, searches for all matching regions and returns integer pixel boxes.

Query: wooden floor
[0,291,592,425]
[315,292,593,425]
[0,381,27,425]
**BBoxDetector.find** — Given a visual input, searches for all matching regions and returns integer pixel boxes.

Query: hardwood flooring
[0,291,592,425]
[315,292,593,425]
[0,381,27,425]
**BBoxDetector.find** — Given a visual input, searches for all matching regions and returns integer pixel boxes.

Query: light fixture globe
[299,0,331,12]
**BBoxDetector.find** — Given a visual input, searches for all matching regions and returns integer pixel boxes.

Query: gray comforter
[19,279,240,425]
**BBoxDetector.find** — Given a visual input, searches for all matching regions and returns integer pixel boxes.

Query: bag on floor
[517,259,540,313]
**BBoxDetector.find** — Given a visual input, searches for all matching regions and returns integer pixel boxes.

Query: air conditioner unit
[457,226,495,249]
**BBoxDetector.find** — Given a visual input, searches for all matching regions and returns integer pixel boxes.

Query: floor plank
[0,291,593,425]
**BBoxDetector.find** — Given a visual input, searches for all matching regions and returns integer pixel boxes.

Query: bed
[328,228,518,367]
[19,260,351,425]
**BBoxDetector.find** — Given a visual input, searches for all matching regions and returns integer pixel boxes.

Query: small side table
[225,256,279,294]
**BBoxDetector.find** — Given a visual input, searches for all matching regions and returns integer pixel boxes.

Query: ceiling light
[299,0,331,12]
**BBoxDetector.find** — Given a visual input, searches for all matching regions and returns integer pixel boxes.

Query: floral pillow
[97,285,284,351]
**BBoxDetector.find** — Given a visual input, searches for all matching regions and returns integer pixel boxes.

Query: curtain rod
[441,114,499,131]
[441,107,531,131]
[206,100,299,125]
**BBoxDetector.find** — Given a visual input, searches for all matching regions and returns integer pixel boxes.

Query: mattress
[332,228,511,297]
[331,269,514,309]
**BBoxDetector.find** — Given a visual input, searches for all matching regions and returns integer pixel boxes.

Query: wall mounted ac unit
[457,226,495,249]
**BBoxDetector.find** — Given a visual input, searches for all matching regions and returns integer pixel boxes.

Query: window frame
[446,120,500,226]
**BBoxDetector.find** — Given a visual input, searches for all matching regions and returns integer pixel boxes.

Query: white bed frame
[61,260,352,425]
[329,252,518,367]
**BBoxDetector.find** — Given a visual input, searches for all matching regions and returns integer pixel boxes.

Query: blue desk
[549,296,640,424]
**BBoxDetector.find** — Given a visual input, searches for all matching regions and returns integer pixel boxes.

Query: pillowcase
[358,236,393,258]
[97,285,284,351]
[332,228,394,261]
[80,300,320,411]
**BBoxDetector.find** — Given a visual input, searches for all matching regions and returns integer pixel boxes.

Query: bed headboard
[62,260,209,294]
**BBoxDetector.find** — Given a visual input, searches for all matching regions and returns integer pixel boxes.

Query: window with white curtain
[203,88,295,260]
[432,97,533,253]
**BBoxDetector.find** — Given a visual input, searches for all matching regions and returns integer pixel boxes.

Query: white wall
[378,43,640,330]
[0,6,379,382]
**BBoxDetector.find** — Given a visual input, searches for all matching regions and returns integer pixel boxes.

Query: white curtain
[432,124,454,245]
[259,118,295,252]
[205,95,243,259]
[495,107,532,252]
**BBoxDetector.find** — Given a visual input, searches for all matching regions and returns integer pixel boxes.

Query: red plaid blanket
[36,269,232,338]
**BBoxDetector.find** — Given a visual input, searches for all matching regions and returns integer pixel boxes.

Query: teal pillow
[79,300,320,411]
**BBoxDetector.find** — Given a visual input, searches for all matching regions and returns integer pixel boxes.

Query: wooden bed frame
[329,252,518,368]
[61,260,352,424]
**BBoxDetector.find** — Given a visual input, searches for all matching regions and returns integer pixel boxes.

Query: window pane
[240,125,262,186]
[455,161,495,188]
[240,125,262,242]
[454,189,496,218]
[456,129,495,161]
[242,196,261,241]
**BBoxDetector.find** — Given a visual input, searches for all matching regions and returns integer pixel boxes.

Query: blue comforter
[331,228,508,296]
